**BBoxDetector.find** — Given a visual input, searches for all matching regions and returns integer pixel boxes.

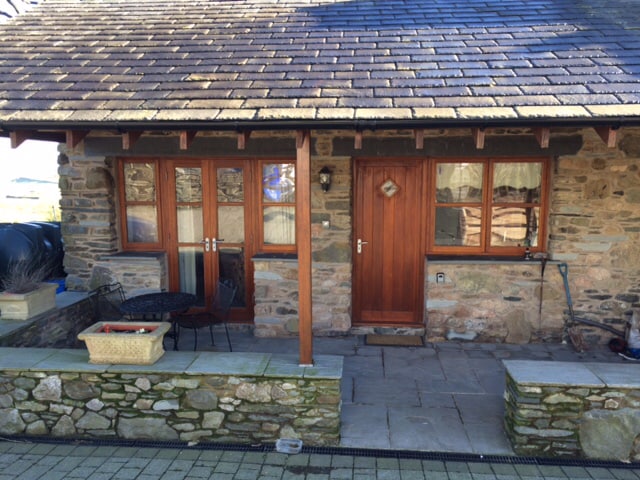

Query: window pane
[175,168,202,203]
[218,206,244,243]
[177,206,203,243]
[178,246,205,307]
[218,168,244,203]
[264,206,295,244]
[124,163,155,201]
[493,163,541,203]
[263,163,295,203]
[490,206,539,247]
[435,207,481,246]
[436,163,483,203]
[126,205,158,243]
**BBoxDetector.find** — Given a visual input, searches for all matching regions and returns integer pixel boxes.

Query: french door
[353,158,424,326]
[164,159,252,320]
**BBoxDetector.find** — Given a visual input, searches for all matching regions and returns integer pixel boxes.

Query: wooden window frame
[427,157,550,257]
[118,158,164,251]
[118,157,298,255]
[256,159,297,254]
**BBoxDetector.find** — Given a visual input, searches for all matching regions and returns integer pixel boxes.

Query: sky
[0,137,59,184]
[0,137,61,222]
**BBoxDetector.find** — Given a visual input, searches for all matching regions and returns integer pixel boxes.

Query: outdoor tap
[524,248,532,260]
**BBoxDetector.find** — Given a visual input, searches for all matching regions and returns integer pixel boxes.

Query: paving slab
[586,362,640,388]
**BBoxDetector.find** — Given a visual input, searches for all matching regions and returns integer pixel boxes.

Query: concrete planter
[78,321,171,365]
[0,282,57,320]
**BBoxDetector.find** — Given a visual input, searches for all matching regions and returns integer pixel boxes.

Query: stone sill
[0,347,343,379]
[252,253,298,262]
[428,256,561,266]
[504,359,638,389]
[99,251,166,263]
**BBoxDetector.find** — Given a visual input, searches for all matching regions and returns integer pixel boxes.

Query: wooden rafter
[122,131,142,150]
[354,131,363,150]
[595,126,617,148]
[237,131,251,150]
[534,127,550,149]
[472,128,485,149]
[9,131,33,149]
[295,129,313,366]
[414,129,425,150]
[180,131,197,150]
[66,130,89,149]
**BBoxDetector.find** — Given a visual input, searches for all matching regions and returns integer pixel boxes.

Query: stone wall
[504,360,640,460]
[90,252,168,298]
[58,149,119,292]
[0,350,342,447]
[0,295,94,348]
[426,261,566,343]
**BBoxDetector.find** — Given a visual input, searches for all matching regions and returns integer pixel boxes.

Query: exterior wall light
[319,167,332,192]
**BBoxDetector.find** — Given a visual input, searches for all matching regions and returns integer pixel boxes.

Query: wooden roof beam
[354,130,363,150]
[237,131,251,150]
[414,129,424,149]
[122,131,142,150]
[534,127,550,149]
[66,130,89,150]
[472,127,485,149]
[180,130,197,150]
[595,126,617,148]
[9,130,33,149]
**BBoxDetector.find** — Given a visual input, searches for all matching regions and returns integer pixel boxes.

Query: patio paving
[174,327,630,455]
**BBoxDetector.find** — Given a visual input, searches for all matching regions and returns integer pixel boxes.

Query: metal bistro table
[119,291,197,351]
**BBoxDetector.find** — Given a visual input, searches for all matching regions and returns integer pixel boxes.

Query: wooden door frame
[352,157,425,327]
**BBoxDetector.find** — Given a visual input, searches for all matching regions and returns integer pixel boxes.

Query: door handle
[357,238,368,254]
[212,238,225,253]
[201,238,210,252]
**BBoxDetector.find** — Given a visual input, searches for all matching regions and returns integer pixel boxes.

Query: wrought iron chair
[89,282,127,322]
[175,280,237,351]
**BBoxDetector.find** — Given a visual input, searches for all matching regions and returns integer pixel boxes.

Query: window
[260,162,296,250]
[121,161,161,247]
[431,158,547,255]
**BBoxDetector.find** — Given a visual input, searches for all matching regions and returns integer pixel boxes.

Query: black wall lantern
[319,167,332,192]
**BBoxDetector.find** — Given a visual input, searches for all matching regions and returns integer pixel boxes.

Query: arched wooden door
[353,158,424,326]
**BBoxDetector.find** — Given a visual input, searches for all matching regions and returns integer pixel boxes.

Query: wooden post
[296,130,313,366]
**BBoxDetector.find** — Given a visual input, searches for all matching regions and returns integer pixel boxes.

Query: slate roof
[1,0,640,130]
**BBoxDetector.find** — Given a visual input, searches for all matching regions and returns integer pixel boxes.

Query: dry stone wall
[0,351,342,447]
[504,360,640,461]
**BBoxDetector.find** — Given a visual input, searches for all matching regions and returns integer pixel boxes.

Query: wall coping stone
[0,347,343,379]
[502,359,640,388]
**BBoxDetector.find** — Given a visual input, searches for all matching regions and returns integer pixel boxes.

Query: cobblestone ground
[0,441,639,480]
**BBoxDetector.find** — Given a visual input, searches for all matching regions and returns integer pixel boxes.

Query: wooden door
[164,159,253,321]
[353,159,424,326]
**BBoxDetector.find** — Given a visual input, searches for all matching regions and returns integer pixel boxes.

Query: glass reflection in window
[263,164,295,203]
[436,163,484,203]
[493,163,541,203]
[126,205,158,243]
[264,206,295,244]
[490,206,539,247]
[124,163,156,202]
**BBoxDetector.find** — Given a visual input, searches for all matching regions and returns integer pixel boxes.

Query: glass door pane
[175,167,206,307]
[217,167,246,308]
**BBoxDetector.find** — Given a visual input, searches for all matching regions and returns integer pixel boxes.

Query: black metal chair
[175,280,237,351]
[89,282,127,322]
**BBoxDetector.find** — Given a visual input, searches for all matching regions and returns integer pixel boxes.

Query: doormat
[365,334,424,347]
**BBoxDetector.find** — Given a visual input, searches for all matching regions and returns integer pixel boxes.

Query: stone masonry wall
[0,297,94,348]
[504,362,640,460]
[0,363,341,447]
[426,261,566,343]
[58,147,118,291]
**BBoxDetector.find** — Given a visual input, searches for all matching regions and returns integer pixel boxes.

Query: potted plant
[0,257,57,320]
[77,321,171,364]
